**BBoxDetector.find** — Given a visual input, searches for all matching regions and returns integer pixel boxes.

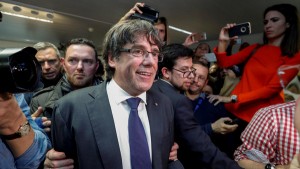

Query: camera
[130,5,159,23]
[0,47,43,93]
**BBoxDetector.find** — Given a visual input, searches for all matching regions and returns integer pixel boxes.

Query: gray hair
[101,19,162,80]
[33,42,61,58]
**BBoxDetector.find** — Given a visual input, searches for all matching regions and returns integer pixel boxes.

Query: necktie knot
[126,97,141,110]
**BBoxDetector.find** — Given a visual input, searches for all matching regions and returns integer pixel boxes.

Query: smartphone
[192,32,207,41]
[228,22,251,37]
[130,5,159,23]
[204,53,217,62]
[224,118,239,125]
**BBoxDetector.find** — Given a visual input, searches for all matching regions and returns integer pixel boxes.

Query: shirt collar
[107,79,147,105]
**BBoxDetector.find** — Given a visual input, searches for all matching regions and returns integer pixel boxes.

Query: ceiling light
[1,11,53,23]
[0,1,54,23]
[12,6,21,12]
[31,10,39,15]
[168,25,192,35]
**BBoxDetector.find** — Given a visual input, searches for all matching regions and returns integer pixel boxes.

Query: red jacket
[215,44,300,122]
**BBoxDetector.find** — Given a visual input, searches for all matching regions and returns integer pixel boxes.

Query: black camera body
[0,47,42,93]
[130,5,159,23]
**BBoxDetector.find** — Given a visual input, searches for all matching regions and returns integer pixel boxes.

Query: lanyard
[194,92,206,112]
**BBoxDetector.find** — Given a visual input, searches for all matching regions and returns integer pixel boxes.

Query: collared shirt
[0,94,51,169]
[107,79,152,169]
[234,101,300,165]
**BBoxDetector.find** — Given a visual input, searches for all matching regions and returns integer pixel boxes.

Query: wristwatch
[1,121,31,140]
[265,163,275,169]
[231,95,238,103]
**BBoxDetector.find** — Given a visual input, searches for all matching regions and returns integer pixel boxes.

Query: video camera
[0,47,42,93]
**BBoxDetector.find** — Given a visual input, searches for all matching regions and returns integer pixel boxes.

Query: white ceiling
[0,0,300,50]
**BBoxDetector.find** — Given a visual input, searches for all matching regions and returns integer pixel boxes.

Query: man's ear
[161,67,170,79]
[61,58,66,72]
[108,52,116,68]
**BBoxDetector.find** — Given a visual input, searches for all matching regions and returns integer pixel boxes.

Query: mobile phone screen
[228,22,251,37]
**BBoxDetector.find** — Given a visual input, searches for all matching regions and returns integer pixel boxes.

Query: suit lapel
[86,82,123,169]
[146,92,164,168]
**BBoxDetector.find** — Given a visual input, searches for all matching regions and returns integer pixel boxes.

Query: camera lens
[10,49,39,91]
[241,27,246,32]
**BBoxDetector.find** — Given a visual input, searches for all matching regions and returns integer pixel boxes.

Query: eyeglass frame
[172,67,196,78]
[119,48,164,62]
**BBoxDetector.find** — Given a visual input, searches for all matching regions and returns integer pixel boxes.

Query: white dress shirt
[107,79,152,169]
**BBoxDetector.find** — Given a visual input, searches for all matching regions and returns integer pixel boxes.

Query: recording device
[224,118,239,125]
[0,47,42,93]
[228,22,251,37]
[192,32,207,41]
[0,11,2,22]
[204,53,217,62]
[130,5,159,23]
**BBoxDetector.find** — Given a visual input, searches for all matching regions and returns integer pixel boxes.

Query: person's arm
[174,96,242,169]
[238,160,289,169]
[182,33,200,47]
[217,23,234,53]
[0,93,51,168]
[233,107,279,168]
[119,2,145,22]
[0,93,35,157]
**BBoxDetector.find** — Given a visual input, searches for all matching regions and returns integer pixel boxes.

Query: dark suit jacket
[52,81,175,169]
[151,79,242,169]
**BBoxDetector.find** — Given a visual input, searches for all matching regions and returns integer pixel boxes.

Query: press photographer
[0,47,51,168]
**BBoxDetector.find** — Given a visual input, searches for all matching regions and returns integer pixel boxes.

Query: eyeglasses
[172,67,196,78]
[119,48,164,62]
[194,74,207,82]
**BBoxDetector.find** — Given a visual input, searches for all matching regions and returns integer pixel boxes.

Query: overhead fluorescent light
[1,11,53,23]
[168,25,192,35]
[0,1,54,23]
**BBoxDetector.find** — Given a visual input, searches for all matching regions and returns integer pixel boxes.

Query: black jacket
[30,75,102,118]
[151,79,242,169]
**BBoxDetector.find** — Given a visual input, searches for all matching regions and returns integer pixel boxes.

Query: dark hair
[65,38,98,60]
[158,43,194,78]
[195,42,211,53]
[263,3,299,57]
[102,19,162,80]
[155,17,168,42]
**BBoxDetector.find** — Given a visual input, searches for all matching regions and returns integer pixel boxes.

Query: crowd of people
[1,2,300,169]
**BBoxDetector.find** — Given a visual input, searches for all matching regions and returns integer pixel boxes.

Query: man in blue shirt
[0,93,51,169]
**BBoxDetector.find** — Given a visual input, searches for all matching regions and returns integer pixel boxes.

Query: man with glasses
[185,60,238,158]
[151,43,242,169]
[46,20,183,169]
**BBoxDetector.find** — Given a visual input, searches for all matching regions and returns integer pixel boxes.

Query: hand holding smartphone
[224,118,239,125]
[228,22,251,37]
[130,5,159,23]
